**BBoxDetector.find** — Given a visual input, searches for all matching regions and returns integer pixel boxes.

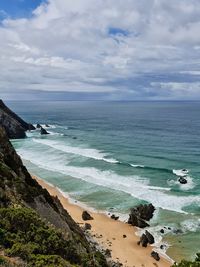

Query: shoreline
[33,175,172,267]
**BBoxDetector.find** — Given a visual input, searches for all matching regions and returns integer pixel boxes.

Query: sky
[1,0,200,100]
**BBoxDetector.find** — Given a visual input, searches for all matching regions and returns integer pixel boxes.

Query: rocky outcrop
[82,210,94,221]
[0,127,108,266]
[0,100,35,139]
[151,251,160,261]
[40,127,49,135]
[128,204,155,228]
[145,230,155,244]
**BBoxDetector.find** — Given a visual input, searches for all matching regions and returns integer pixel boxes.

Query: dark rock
[105,249,111,257]
[82,211,93,221]
[178,177,187,184]
[111,214,119,220]
[145,230,154,244]
[123,234,127,238]
[0,127,109,266]
[160,229,164,234]
[84,223,92,230]
[168,227,171,230]
[40,127,49,135]
[173,228,183,234]
[128,203,155,228]
[0,99,35,139]
[36,124,42,128]
[151,251,160,261]
[45,124,50,127]
[140,234,148,247]
[137,241,140,245]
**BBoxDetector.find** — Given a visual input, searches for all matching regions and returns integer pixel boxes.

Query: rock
[40,127,49,135]
[123,234,127,238]
[36,124,42,128]
[178,177,187,184]
[140,234,148,247]
[145,230,154,244]
[82,211,93,221]
[0,99,35,139]
[160,229,164,234]
[173,228,183,234]
[84,223,92,230]
[128,203,155,228]
[111,214,119,220]
[151,251,160,261]
[105,249,111,257]
[45,124,50,127]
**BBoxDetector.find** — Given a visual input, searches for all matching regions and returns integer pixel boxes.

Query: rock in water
[0,99,35,139]
[45,124,50,127]
[36,123,42,128]
[145,230,155,244]
[40,127,49,135]
[178,177,187,184]
[82,211,94,221]
[128,203,155,228]
[151,251,160,261]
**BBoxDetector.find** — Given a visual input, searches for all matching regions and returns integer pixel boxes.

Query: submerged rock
[82,211,94,221]
[151,251,160,261]
[178,177,187,184]
[40,127,49,135]
[45,124,50,127]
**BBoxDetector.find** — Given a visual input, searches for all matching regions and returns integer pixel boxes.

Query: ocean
[8,100,200,262]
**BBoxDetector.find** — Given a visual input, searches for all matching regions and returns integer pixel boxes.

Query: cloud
[0,0,200,100]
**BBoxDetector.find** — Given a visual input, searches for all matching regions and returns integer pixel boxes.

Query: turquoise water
[9,101,200,261]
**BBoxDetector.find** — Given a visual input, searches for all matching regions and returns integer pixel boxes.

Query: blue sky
[0,0,43,19]
[0,0,200,100]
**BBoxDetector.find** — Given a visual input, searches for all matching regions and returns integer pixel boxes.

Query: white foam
[32,138,118,163]
[168,176,195,190]
[16,148,200,214]
[130,164,145,168]
[173,169,189,177]
[181,218,200,233]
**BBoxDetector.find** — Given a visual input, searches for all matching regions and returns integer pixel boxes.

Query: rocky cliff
[0,127,108,266]
[0,100,35,139]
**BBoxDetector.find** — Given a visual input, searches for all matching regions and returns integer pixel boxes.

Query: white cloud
[0,0,200,99]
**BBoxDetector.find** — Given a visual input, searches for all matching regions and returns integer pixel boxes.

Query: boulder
[36,124,42,128]
[84,223,92,230]
[82,211,93,221]
[160,229,165,234]
[140,234,148,247]
[151,251,160,261]
[128,203,155,228]
[111,214,119,220]
[40,127,49,135]
[178,177,187,184]
[45,124,50,127]
[145,230,154,244]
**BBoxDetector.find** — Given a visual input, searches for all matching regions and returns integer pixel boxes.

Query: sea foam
[16,147,200,214]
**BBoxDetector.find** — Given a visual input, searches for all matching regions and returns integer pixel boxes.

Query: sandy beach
[32,175,172,267]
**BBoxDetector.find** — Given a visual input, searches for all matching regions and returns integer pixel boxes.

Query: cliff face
[0,100,35,139]
[0,127,108,266]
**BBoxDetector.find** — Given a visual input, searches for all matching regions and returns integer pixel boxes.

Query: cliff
[0,100,35,139]
[0,127,108,266]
